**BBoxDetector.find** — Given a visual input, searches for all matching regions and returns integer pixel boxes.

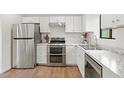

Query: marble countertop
[80,47,124,77]
[37,43,86,46]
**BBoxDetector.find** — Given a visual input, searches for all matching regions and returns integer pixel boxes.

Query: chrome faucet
[94,35,97,50]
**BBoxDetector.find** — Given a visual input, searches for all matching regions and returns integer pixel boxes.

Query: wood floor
[0,66,82,78]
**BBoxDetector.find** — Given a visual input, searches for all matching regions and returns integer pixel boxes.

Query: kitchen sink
[80,45,100,50]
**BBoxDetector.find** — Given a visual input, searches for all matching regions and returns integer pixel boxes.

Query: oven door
[49,45,65,54]
[85,54,102,78]
[47,54,66,66]
[50,55,63,63]
[47,45,66,66]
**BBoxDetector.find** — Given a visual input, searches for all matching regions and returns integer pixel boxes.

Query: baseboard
[36,63,48,66]
[0,67,11,74]
[77,67,83,78]
[36,63,77,67]
[66,64,77,66]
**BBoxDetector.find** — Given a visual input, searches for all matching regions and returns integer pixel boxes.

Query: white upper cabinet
[65,16,74,32]
[65,16,82,32]
[73,16,82,32]
[50,16,65,23]
[40,17,50,33]
[83,14,100,32]
[22,17,40,23]
[22,15,83,33]
[101,14,124,29]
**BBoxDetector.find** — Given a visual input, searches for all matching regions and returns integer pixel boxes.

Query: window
[100,28,112,39]
[100,15,115,39]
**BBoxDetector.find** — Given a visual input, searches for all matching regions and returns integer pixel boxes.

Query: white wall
[0,18,2,73]
[97,15,124,50]
[0,14,21,73]
[97,28,124,50]
[85,14,124,51]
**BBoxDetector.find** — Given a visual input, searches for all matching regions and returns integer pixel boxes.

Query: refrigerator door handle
[13,38,34,39]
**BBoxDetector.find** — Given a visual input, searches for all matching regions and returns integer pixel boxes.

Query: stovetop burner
[50,38,65,44]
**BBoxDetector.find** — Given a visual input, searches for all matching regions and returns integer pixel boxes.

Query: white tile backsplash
[49,26,82,44]
[50,26,65,38]
[97,44,124,55]
[65,33,82,44]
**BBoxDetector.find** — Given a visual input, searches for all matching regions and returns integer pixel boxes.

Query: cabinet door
[40,17,50,32]
[22,17,40,23]
[50,16,57,22]
[50,16,65,22]
[82,15,86,32]
[103,66,119,78]
[76,46,85,77]
[66,46,76,65]
[84,14,100,32]
[57,16,65,22]
[37,44,47,64]
[73,16,82,32]
[65,16,73,32]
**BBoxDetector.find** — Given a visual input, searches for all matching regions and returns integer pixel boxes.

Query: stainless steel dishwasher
[85,54,103,78]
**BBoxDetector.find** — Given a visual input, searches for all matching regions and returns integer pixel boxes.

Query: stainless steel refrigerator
[12,24,36,68]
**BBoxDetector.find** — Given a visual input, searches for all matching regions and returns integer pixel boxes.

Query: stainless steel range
[47,38,66,66]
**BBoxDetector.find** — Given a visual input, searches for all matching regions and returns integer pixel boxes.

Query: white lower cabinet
[37,44,47,65]
[75,46,120,78]
[66,45,76,65]
[102,66,119,78]
[76,46,85,77]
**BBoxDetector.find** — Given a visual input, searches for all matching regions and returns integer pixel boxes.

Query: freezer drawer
[12,39,35,68]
